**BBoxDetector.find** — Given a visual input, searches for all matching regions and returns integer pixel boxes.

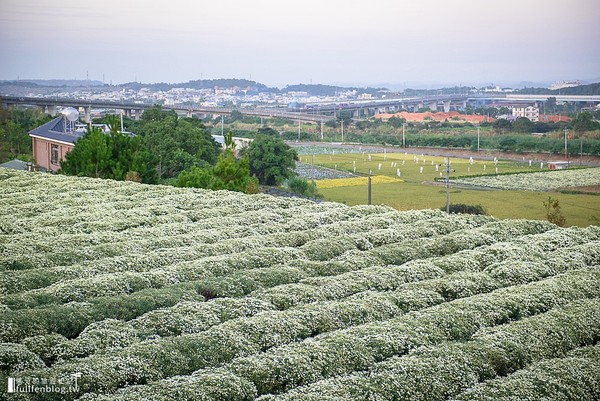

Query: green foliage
[286,176,322,199]
[513,117,534,133]
[245,134,298,185]
[175,151,258,194]
[256,127,279,137]
[571,112,600,132]
[139,106,220,179]
[493,118,512,130]
[543,196,566,227]
[442,204,487,215]
[0,105,52,162]
[59,128,158,183]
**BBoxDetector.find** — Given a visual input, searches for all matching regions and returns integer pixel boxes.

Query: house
[512,104,540,122]
[29,116,81,171]
[29,108,111,171]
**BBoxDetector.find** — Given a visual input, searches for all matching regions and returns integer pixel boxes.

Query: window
[51,144,59,165]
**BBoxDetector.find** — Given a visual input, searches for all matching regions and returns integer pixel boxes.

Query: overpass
[302,93,600,118]
[0,96,335,123]
[304,95,470,116]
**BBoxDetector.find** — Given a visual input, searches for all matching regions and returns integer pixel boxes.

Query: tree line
[59,106,302,194]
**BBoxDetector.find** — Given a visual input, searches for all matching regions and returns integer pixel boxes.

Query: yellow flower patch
[316,175,402,189]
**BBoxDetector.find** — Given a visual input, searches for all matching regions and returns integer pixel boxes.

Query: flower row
[453,166,600,191]
[68,268,600,401]
[261,298,600,401]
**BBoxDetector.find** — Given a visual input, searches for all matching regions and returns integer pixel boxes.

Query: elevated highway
[0,96,335,123]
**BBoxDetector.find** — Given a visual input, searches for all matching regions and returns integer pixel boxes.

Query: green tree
[493,119,512,130]
[387,116,406,128]
[571,112,599,132]
[174,134,257,193]
[513,117,534,133]
[245,134,298,185]
[60,127,112,178]
[257,127,279,137]
[60,127,157,183]
[0,106,52,161]
[139,106,219,179]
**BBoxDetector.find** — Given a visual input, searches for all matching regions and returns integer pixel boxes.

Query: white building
[512,105,539,122]
[549,80,581,90]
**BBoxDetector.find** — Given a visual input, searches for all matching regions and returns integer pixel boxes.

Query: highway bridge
[2,93,598,124]
[0,96,335,123]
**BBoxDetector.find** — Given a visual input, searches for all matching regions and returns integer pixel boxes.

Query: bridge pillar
[84,106,91,123]
[124,109,132,119]
[443,101,451,113]
[134,109,142,120]
[417,102,424,110]
[429,101,437,112]
[187,109,193,118]
[45,105,58,116]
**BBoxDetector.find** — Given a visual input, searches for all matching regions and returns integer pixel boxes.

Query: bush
[442,204,487,215]
[286,177,322,199]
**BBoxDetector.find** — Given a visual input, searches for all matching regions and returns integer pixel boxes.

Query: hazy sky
[1,0,599,88]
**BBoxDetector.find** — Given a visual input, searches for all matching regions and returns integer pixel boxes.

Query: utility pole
[367,169,372,205]
[564,128,568,161]
[320,120,324,141]
[298,120,301,141]
[341,120,344,142]
[443,157,452,213]
[402,123,406,148]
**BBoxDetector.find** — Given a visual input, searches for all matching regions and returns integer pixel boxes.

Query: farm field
[1,168,599,401]
[297,152,600,226]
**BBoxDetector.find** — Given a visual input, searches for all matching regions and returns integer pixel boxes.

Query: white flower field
[0,167,599,401]
[453,166,600,191]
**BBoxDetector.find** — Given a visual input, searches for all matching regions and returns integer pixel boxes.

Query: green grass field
[306,152,600,227]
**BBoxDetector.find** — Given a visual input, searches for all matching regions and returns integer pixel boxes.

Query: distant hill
[282,83,387,96]
[118,79,276,93]
[517,82,600,96]
[0,79,104,87]
[402,86,474,96]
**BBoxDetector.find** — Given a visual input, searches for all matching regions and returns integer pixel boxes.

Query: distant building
[548,161,570,170]
[512,105,539,122]
[549,80,581,90]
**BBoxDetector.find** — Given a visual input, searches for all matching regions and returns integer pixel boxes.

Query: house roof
[0,159,30,171]
[28,116,84,145]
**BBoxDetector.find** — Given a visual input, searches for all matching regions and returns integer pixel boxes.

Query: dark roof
[0,159,29,171]
[29,116,84,144]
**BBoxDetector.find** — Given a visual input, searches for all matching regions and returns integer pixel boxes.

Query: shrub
[442,203,487,215]
[286,177,322,199]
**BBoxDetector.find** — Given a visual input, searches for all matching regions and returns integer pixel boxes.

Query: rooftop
[28,116,85,144]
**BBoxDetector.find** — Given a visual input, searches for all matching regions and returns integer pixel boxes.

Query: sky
[0,0,599,88]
